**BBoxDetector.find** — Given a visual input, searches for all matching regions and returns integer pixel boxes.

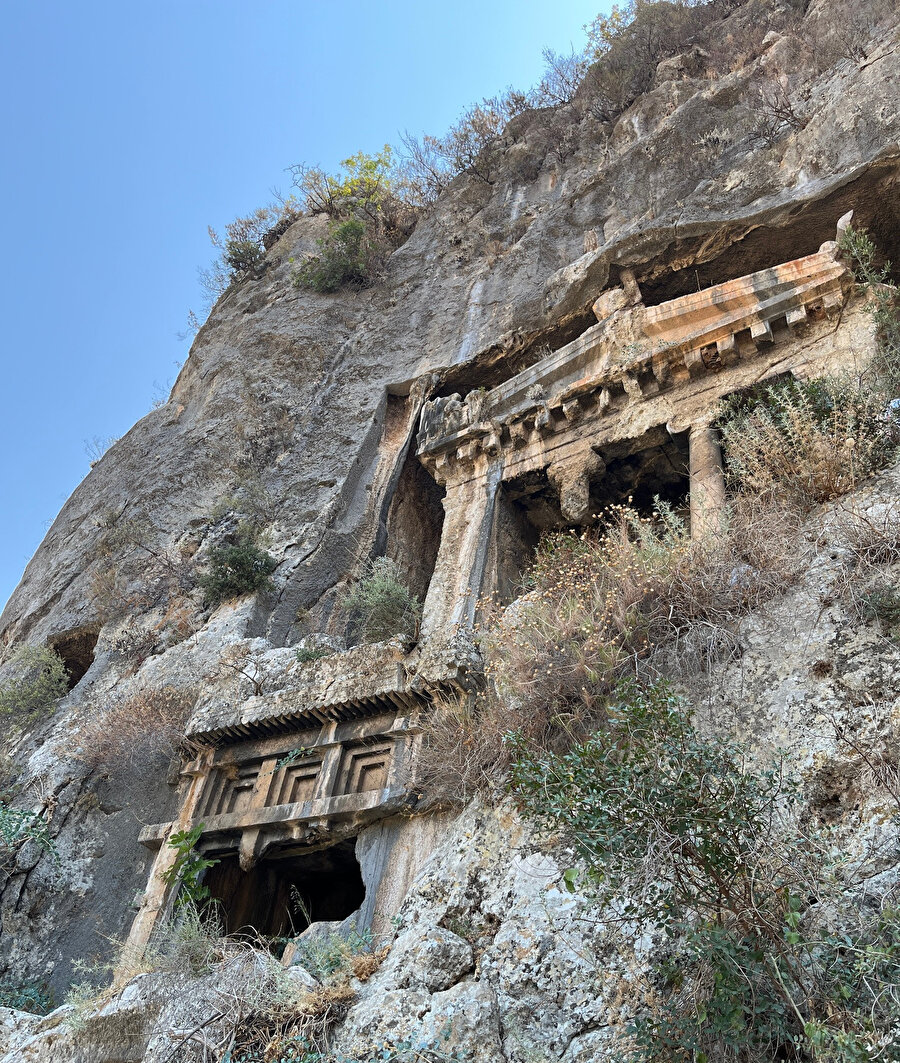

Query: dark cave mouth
[202,837,365,939]
[49,628,99,690]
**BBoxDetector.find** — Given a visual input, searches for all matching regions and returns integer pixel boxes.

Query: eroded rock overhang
[418,246,848,485]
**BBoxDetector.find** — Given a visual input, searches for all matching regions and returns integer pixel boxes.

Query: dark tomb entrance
[491,426,691,604]
[203,837,365,939]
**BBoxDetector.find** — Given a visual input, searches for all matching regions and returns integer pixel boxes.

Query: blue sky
[0,0,604,610]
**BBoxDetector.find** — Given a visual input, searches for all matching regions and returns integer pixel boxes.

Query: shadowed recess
[203,838,365,938]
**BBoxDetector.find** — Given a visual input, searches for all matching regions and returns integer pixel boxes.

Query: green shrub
[295,645,333,665]
[0,801,59,872]
[289,926,375,982]
[161,822,219,911]
[198,537,277,609]
[344,557,421,643]
[223,238,266,274]
[292,217,378,293]
[289,147,420,293]
[839,225,900,399]
[197,199,301,316]
[509,681,900,1063]
[858,583,900,636]
[0,977,54,1015]
[0,645,69,721]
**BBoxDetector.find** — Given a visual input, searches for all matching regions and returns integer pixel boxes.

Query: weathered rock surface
[2,0,898,653]
[0,0,898,1057]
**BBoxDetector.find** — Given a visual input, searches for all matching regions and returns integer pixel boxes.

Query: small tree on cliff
[290,147,419,292]
[198,535,278,609]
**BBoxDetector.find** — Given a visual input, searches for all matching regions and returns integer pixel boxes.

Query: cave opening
[49,628,99,690]
[202,837,366,939]
[384,450,446,605]
[491,426,691,604]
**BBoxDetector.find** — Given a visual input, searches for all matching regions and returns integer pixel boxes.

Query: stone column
[689,421,726,538]
[419,452,502,643]
[118,748,213,976]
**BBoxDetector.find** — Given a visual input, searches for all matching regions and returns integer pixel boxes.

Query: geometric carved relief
[138,703,424,865]
[193,739,394,819]
[201,760,262,818]
[266,755,322,808]
[335,740,393,796]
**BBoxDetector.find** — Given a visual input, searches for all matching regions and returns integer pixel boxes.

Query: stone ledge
[417,247,849,471]
[138,785,411,850]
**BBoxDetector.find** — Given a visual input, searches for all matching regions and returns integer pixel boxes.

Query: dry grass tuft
[229,977,355,1062]
[487,497,802,700]
[830,500,900,631]
[296,981,356,1017]
[350,945,389,982]
[418,497,804,802]
[810,659,833,679]
[834,500,900,570]
[75,687,197,776]
[415,691,539,802]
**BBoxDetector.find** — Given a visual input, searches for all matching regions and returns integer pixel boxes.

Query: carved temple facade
[126,232,866,959]
[415,242,850,638]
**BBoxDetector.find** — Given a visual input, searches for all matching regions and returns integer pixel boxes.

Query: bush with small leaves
[510,681,900,1063]
[198,537,277,609]
[223,238,266,274]
[295,645,333,665]
[0,645,69,722]
[839,225,900,399]
[400,91,526,202]
[345,557,421,643]
[858,584,900,637]
[76,687,195,776]
[289,147,420,293]
[0,978,54,1015]
[718,375,896,509]
[583,1,723,120]
[0,800,59,874]
[198,199,301,312]
[418,496,803,804]
[292,217,379,293]
[291,146,397,223]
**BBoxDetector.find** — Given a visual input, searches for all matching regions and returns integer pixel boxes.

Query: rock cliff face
[3,458,900,1061]
[3,0,898,652]
[0,0,899,1058]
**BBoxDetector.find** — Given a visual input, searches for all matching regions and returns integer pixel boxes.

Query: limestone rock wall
[2,453,898,1060]
[0,0,897,1043]
[2,0,898,653]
